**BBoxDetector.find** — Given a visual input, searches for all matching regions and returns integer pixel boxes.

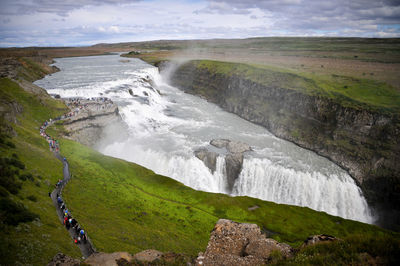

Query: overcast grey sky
[0,0,399,47]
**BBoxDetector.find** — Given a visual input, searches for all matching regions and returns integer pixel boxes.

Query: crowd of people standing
[56,194,88,244]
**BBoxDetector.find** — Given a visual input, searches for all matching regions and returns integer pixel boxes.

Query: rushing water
[35,54,374,223]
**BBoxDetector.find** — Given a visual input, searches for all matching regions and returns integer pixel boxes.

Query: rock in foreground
[196,219,293,266]
[47,253,80,266]
[301,234,339,247]
[85,252,133,265]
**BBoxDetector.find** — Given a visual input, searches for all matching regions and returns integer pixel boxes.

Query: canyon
[165,60,400,230]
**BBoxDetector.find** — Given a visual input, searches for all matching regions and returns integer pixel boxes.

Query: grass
[16,57,54,82]
[192,60,400,113]
[280,234,400,265]
[0,78,81,265]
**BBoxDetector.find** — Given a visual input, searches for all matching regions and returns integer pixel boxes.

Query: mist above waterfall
[35,54,374,224]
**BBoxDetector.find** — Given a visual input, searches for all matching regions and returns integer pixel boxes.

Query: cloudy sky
[0,0,399,47]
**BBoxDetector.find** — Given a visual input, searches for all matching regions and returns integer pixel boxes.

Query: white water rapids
[35,54,374,223]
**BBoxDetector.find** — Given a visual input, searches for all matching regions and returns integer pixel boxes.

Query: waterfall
[232,157,373,223]
[102,142,230,194]
[35,54,376,224]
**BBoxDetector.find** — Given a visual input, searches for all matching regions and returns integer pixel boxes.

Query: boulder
[301,234,339,247]
[133,249,163,263]
[195,219,293,266]
[210,139,230,149]
[84,252,133,266]
[227,141,252,154]
[245,238,293,259]
[47,253,80,266]
[210,139,251,154]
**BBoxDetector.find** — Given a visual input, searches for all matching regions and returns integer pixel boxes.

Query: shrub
[4,157,25,170]
[6,141,15,148]
[26,195,37,202]
[19,173,34,181]
[0,186,9,197]
[0,157,23,194]
[0,174,22,194]
[0,197,39,225]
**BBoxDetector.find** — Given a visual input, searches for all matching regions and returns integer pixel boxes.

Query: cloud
[194,1,251,15]
[0,0,141,16]
[199,0,400,36]
[0,0,399,47]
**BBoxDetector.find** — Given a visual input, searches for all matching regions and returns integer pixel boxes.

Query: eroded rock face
[47,253,80,266]
[225,153,244,191]
[196,219,293,266]
[194,148,218,173]
[62,99,128,148]
[195,139,251,192]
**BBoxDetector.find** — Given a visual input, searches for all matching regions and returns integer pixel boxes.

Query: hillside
[0,51,399,265]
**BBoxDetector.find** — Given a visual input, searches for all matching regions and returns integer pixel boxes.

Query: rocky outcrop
[62,99,128,148]
[169,60,400,230]
[84,252,133,266]
[0,99,23,135]
[195,219,293,265]
[195,148,218,173]
[133,249,163,263]
[195,139,251,192]
[301,234,339,248]
[47,253,81,266]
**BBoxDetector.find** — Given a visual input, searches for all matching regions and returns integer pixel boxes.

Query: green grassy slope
[0,78,81,265]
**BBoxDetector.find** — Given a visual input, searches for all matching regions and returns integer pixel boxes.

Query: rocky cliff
[165,60,400,230]
[62,99,128,148]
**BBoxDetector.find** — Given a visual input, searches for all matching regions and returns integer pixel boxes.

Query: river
[35,54,374,223]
